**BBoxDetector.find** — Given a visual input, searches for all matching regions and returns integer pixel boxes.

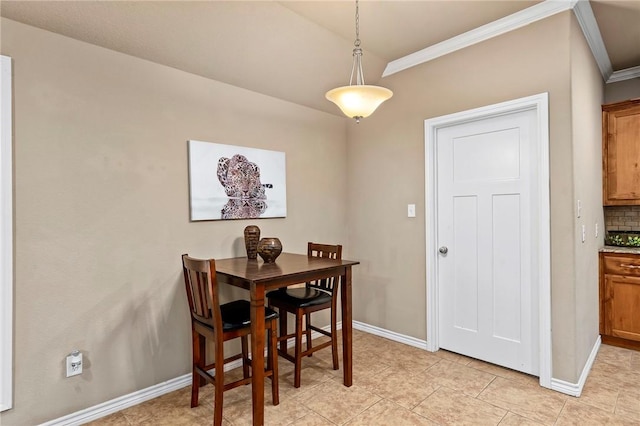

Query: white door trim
[1,54,13,411]
[425,93,551,389]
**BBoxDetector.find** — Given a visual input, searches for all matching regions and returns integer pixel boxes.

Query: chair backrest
[307,243,342,293]
[182,254,223,334]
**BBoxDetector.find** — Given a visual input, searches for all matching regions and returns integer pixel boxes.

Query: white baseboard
[42,322,595,424]
[550,336,601,397]
[352,321,428,350]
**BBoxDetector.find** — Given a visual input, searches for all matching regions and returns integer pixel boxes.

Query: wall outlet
[595,223,599,238]
[66,350,82,377]
[581,224,586,243]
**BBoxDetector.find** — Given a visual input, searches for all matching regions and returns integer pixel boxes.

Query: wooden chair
[266,243,342,388]
[181,254,279,426]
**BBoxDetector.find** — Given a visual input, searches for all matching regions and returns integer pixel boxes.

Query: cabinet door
[603,103,640,205]
[603,274,640,341]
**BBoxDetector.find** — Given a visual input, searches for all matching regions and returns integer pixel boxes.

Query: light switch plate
[407,204,416,218]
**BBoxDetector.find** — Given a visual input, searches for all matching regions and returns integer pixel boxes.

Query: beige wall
[605,78,640,104]
[0,18,347,425]
[0,7,620,424]
[346,12,583,382]
[569,13,605,381]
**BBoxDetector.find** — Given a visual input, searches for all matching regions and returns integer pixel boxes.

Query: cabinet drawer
[603,255,640,276]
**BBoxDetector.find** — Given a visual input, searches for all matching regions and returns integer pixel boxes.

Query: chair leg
[278,308,288,355]
[305,312,313,357]
[268,320,280,406]
[331,306,339,370]
[241,335,250,380]
[198,334,207,387]
[213,341,225,426]
[191,330,203,408]
[294,311,304,388]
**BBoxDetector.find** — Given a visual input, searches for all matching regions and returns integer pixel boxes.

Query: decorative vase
[257,237,282,263]
[244,225,261,259]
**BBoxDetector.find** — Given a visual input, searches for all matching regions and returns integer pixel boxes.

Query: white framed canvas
[188,140,287,221]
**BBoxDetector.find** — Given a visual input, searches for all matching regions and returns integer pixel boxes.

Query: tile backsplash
[604,206,640,232]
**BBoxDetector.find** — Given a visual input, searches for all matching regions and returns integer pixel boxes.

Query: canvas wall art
[188,140,287,221]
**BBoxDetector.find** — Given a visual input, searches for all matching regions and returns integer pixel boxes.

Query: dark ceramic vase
[244,225,261,259]
[257,237,282,263]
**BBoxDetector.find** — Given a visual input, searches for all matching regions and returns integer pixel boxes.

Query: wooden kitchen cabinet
[602,99,640,205]
[600,252,640,350]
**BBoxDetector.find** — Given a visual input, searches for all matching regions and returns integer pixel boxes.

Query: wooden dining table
[215,252,359,425]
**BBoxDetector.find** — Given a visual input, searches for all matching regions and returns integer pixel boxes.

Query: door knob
[439,246,448,254]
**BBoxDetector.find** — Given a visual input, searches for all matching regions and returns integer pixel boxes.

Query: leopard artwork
[220,198,268,220]
[217,154,270,219]
[217,154,267,200]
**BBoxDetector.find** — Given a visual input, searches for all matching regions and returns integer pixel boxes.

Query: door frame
[424,93,551,389]
[1,55,13,411]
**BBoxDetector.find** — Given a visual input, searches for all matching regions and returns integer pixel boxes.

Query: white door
[436,108,539,376]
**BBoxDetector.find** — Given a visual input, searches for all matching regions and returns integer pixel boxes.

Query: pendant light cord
[350,0,365,86]
[355,0,360,48]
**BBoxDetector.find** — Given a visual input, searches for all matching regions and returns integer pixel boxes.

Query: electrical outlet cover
[66,352,82,377]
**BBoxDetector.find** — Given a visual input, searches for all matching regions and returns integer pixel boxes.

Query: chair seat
[267,288,331,308]
[220,300,278,331]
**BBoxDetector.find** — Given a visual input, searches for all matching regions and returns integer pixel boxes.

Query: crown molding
[572,0,640,83]
[607,65,640,83]
[383,0,637,84]
[572,0,612,80]
[383,0,576,78]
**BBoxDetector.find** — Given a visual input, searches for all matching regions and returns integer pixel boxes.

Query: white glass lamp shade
[325,84,393,119]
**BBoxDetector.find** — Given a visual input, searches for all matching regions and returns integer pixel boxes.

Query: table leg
[341,266,353,386]
[250,283,265,425]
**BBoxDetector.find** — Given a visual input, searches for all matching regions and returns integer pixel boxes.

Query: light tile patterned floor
[88,331,640,425]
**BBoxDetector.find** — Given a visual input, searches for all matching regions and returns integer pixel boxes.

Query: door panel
[604,274,640,342]
[453,128,521,181]
[492,193,521,343]
[453,195,478,332]
[604,104,640,203]
[437,109,538,375]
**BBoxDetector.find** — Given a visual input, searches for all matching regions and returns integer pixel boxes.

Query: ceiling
[1,0,639,116]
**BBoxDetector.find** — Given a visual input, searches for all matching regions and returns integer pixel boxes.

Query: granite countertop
[600,245,640,254]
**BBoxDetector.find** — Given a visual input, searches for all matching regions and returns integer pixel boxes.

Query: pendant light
[325,0,393,123]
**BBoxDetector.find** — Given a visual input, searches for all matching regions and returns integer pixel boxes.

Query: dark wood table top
[215,252,359,290]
